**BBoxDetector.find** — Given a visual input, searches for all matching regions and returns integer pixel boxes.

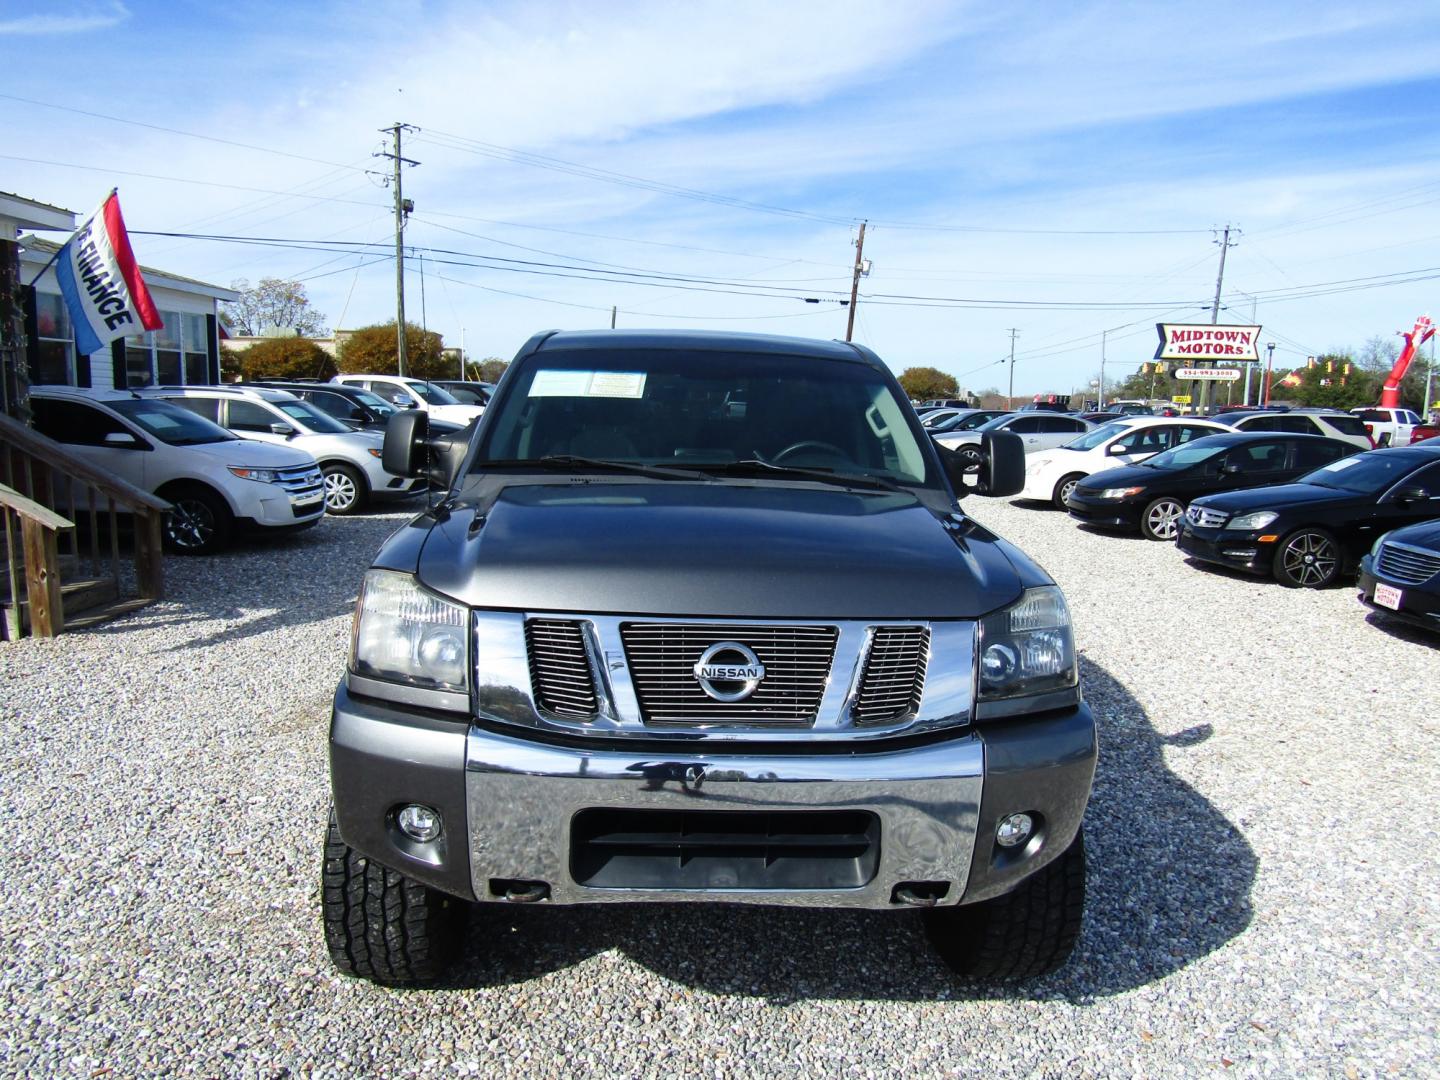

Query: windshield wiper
[710,458,907,492]
[484,455,712,481]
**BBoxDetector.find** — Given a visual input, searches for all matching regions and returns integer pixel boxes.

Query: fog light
[996,812,1034,849]
[396,804,442,842]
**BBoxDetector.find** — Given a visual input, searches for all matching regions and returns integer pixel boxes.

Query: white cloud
[0,1,129,35]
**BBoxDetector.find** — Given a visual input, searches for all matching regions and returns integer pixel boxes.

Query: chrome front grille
[274,464,324,500]
[1186,504,1228,528]
[620,623,838,727]
[1376,542,1440,585]
[851,626,930,724]
[525,619,599,719]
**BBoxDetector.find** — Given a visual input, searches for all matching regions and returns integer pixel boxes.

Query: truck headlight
[350,570,469,692]
[1228,510,1278,530]
[978,587,1077,701]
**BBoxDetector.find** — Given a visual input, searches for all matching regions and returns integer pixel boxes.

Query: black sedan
[1356,519,1440,632]
[1066,431,1356,541]
[1177,444,1440,587]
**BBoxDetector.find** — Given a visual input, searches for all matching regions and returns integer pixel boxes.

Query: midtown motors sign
[1155,323,1262,362]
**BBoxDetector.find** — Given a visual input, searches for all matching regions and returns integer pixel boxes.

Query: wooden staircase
[1,410,168,639]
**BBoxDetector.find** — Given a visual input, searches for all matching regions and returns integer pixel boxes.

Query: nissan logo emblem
[693,641,766,702]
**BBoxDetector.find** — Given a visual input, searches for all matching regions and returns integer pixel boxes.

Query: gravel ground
[1,495,1437,1078]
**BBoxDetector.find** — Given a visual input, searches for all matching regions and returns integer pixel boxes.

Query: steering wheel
[772,440,850,464]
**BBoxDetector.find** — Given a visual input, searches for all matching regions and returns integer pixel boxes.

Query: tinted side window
[1226,440,1287,472]
[1293,439,1350,469]
[1007,416,1045,434]
[1177,425,1215,444]
[1273,416,1314,434]
[226,400,278,432]
[30,399,129,446]
[166,397,221,422]
[1323,415,1370,437]
[1397,462,1440,495]
[310,392,363,420]
[1040,417,1086,434]
[1238,415,1283,432]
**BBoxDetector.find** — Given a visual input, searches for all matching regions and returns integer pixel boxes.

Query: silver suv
[142,386,427,514]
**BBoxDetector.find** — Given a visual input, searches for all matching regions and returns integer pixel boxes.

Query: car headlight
[1099,486,1144,499]
[367,448,383,458]
[1228,510,1278,530]
[228,466,281,483]
[350,570,469,692]
[978,586,1077,701]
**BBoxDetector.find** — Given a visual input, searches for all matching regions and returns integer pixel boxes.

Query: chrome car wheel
[1141,498,1184,541]
[1275,530,1340,588]
[323,464,364,515]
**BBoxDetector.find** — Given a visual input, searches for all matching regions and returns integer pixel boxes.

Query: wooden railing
[0,410,168,638]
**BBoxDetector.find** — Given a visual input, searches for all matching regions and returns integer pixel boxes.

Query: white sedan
[1018,416,1233,508]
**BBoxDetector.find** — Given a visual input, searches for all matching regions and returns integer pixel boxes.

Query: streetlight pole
[1098,329,1107,409]
[1262,342,1276,406]
[1006,328,1019,408]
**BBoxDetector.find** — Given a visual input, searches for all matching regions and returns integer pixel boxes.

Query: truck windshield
[477,348,934,487]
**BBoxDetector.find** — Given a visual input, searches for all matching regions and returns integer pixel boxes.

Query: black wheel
[1052,473,1085,510]
[1273,527,1341,588]
[924,828,1085,981]
[1140,497,1184,541]
[160,485,233,555]
[322,462,367,515]
[321,806,465,986]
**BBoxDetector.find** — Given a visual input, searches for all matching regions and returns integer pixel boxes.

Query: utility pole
[376,123,418,376]
[1098,329,1108,408]
[1006,328,1020,408]
[845,221,868,343]
[1200,224,1239,414]
[610,305,617,329]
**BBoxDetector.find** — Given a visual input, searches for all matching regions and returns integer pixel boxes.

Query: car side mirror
[269,423,295,437]
[1222,463,1242,474]
[102,431,144,449]
[383,409,430,477]
[976,430,1025,496]
[1106,443,1129,456]
[1392,485,1429,503]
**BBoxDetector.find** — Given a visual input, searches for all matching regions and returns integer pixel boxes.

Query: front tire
[160,484,233,555]
[925,828,1085,981]
[321,806,465,986]
[1052,473,1085,510]
[322,462,367,515]
[1140,497,1184,541]
[1273,527,1341,588]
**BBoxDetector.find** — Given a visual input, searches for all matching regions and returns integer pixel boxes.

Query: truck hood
[414,481,1024,619]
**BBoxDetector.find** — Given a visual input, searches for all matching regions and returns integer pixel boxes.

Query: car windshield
[276,400,352,434]
[1140,440,1228,470]
[1298,450,1430,493]
[108,399,236,446]
[975,413,1020,433]
[406,380,460,405]
[1063,420,1134,451]
[477,348,934,487]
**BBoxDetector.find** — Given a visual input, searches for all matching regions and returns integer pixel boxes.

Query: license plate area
[1374,582,1403,610]
[570,809,880,891]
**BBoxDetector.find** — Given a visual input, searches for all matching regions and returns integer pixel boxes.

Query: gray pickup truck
[324,330,1096,986]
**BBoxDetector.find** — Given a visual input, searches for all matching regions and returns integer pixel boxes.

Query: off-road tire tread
[321,807,462,985]
[925,828,1085,981]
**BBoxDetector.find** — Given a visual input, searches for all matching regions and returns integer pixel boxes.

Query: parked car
[324,328,1095,987]
[1177,444,1440,587]
[926,408,1010,434]
[331,374,486,426]
[1106,401,1154,416]
[1067,431,1356,541]
[920,397,969,409]
[245,380,399,431]
[29,386,324,554]
[1018,400,1072,412]
[141,385,426,515]
[1020,417,1232,509]
[1357,519,1440,632]
[918,407,966,428]
[1225,409,1373,450]
[1079,412,1125,424]
[1411,421,1440,445]
[934,412,1093,467]
[1352,407,1422,448]
[429,380,494,407]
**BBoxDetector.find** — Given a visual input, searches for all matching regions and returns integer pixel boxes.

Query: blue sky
[5,0,1440,395]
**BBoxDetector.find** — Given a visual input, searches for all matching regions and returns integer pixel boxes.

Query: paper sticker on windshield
[529,370,646,399]
[1323,457,1360,471]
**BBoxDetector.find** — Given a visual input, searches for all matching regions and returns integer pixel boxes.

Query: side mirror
[269,423,295,437]
[1222,463,1242,474]
[103,431,144,449]
[383,409,430,477]
[1106,443,1130,456]
[1392,485,1428,503]
[976,430,1025,496]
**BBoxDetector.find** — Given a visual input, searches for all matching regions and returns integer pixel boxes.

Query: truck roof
[525,329,879,367]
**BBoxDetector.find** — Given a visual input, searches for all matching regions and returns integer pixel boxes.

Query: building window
[121,310,216,387]
[33,292,74,386]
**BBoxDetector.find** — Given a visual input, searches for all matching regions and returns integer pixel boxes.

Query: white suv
[331,374,485,426]
[141,386,426,514]
[1225,409,1373,450]
[29,386,325,554]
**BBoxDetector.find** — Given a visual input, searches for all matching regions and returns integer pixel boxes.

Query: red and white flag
[53,190,162,356]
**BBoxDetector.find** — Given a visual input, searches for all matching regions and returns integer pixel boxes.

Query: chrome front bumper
[464,725,984,908]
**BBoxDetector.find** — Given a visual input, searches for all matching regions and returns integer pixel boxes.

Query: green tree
[470,357,509,383]
[336,322,448,379]
[221,278,328,337]
[897,366,959,401]
[230,337,336,381]
[1287,354,1378,410]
